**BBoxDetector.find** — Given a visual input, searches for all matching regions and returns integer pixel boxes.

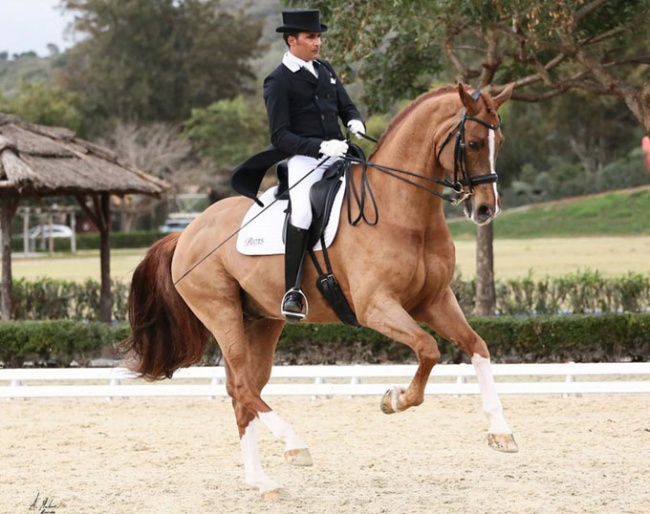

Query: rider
[264,9,365,320]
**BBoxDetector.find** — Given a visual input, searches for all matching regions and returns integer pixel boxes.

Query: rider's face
[289,32,321,62]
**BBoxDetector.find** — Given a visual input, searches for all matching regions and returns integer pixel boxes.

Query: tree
[56,0,264,131]
[288,0,650,314]
[183,96,269,167]
[96,121,196,231]
[0,82,83,132]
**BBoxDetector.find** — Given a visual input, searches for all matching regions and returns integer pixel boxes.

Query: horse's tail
[121,232,211,380]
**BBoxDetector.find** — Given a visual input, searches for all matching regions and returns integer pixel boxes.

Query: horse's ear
[492,83,514,111]
[457,83,481,116]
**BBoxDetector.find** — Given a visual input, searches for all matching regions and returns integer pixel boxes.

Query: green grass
[448,187,650,239]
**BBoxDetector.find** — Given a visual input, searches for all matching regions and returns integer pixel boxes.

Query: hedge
[0,320,130,367]
[7,272,650,321]
[1,313,647,368]
[10,277,130,322]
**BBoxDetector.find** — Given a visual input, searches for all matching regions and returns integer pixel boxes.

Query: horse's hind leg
[239,318,313,466]
[422,287,518,453]
[212,316,311,499]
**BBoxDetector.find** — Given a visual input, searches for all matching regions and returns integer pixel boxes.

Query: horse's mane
[372,85,459,152]
[371,84,493,158]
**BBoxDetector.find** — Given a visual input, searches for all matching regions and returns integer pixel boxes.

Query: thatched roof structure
[0,113,170,322]
[0,114,168,196]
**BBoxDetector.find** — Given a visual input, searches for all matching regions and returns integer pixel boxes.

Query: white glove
[347,119,366,140]
[319,139,349,158]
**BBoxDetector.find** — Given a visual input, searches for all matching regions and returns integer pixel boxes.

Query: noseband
[436,90,502,204]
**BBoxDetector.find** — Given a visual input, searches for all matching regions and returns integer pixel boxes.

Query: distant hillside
[0,54,54,97]
[448,186,650,239]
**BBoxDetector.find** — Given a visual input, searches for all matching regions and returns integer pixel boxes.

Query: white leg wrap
[240,419,277,490]
[472,354,512,434]
[258,411,308,451]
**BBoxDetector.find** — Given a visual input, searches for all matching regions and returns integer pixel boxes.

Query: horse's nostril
[477,204,493,220]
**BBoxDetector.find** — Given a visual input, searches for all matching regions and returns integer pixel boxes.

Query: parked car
[27,224,74,238]
[158,214,199,234]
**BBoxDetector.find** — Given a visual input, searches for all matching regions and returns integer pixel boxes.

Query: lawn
[7,235,650,283]
[448,186,650,239]
[8,248,146,283]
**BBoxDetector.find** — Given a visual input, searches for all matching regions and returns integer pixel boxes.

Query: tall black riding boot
[281,223,310,320]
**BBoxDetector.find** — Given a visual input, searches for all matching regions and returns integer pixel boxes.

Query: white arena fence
[1,363,649,399]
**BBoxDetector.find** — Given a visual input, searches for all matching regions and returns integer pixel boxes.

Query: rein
[345,106,502,225]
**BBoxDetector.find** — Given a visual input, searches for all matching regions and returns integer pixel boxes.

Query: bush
[5,271,650,322]
[0,320,128,367]
[10,277,130,321]
[494,270,650,315]
[1,314,647,368]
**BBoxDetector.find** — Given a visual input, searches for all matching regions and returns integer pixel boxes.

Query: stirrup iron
[281,288,309,321]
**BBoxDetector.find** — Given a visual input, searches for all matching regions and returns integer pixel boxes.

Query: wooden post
[99,193,112,323]
[0,194,19,320]
[76,193,113,323]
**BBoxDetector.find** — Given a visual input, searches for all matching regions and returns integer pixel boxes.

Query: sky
[0,0,77,57]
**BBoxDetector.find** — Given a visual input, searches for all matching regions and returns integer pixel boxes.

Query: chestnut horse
[124,83,517,499]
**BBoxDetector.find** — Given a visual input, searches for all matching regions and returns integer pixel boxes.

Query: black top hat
[276,10,328,33]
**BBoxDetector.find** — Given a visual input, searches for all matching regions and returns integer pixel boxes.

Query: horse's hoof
[487,433,519,453]
[260,487,290,502]
[380,387,403,414]
[284,448,313,466]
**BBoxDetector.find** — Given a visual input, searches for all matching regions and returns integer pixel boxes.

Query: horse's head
[437,83,513,225]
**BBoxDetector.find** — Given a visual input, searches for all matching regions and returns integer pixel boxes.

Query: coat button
[315,94,319,100]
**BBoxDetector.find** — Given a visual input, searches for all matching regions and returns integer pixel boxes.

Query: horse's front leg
[420,287,518,453]
[360,298,441,413]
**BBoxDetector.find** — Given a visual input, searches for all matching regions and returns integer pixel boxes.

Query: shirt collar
[282,51,314,73]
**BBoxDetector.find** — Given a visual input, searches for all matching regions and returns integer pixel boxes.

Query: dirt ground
[1,394,648,514]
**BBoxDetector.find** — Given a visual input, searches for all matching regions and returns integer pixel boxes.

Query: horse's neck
[361,100,452,230]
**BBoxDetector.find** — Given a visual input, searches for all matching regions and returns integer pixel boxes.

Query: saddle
[274,159,345,248]
[276,159,359,327]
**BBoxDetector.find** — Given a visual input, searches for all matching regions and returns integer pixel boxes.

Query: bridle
[434,89,502,204]
[344,90,503,225]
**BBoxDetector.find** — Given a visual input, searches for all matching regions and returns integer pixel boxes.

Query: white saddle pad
[236,180,346,256]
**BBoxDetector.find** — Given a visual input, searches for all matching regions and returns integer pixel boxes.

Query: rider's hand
[347,119,366,140]
[319,139,349,158]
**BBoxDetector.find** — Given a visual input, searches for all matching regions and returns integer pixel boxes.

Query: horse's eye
[468,141,479,150]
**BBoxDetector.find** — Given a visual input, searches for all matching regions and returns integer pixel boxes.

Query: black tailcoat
[231,59,362,203]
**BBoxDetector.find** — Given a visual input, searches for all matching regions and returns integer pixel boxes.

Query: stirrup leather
[281,288,309,321]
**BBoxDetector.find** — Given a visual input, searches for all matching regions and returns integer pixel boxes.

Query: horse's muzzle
[465,197,500,225]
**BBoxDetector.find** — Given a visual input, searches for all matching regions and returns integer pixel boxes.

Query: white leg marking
[240,419,282,492]
[258,411,308,451]
[472,353,512,434]
[488,130,501,215]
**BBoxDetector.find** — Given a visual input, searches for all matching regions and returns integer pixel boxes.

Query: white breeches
[288,155,338,230]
